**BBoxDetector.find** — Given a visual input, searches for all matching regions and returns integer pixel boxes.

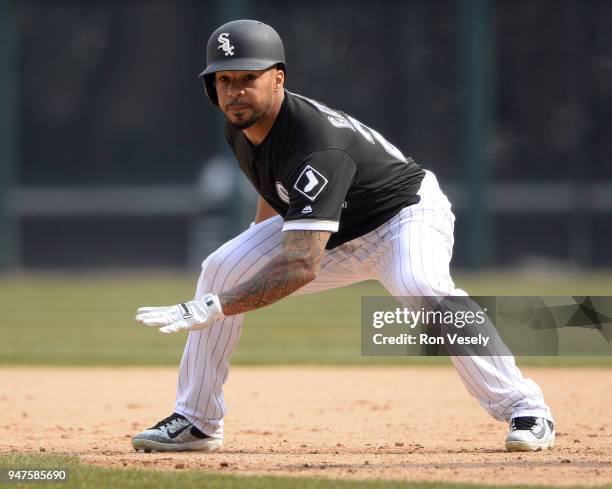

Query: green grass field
[0,454,602,489]
[1,270,611,367]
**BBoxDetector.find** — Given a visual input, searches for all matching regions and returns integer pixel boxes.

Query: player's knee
[199,249,241,293]
[404,272,446,297]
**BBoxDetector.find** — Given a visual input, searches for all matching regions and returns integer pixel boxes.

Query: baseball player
[132,19,555,453]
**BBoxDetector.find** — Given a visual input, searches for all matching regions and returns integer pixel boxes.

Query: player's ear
[274,68,285,90]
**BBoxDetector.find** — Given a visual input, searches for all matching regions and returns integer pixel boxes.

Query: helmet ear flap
[204,75,219,106]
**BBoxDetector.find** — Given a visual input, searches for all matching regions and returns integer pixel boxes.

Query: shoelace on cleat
[152,413,186,430]
[511,416,537,430]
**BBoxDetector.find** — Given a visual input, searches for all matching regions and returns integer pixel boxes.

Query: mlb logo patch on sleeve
[293,164,328,201]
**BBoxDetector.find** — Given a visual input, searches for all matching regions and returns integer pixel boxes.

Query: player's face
[215,69,280,130]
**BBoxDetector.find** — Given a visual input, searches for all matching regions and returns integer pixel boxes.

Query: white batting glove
[135,293,224,333]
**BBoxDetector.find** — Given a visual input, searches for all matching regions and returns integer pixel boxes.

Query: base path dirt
[1,367,611,486]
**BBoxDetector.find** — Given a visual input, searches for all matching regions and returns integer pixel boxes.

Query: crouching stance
[132,19,554,454]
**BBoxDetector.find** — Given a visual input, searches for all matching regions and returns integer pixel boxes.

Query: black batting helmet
[199,19,286,106]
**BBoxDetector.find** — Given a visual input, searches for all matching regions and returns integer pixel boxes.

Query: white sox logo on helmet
[217,33,235,56]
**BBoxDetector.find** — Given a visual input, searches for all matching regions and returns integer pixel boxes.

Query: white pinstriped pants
[174,171,553,439]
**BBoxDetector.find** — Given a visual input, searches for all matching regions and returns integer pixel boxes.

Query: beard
[227,110,263,130]
[225,99,271,130]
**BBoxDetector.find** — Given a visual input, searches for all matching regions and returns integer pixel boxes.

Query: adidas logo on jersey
[301,205,313,214]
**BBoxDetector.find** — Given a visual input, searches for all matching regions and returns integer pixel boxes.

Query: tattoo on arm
[219,230,330,316]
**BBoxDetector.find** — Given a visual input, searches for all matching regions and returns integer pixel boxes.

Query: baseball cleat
[131,413,223,452]
[505,416,555,452]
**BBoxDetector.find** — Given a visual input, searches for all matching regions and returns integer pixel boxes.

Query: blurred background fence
[0,0,610,271]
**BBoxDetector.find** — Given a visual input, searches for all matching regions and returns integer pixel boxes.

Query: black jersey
[225,90,426,249]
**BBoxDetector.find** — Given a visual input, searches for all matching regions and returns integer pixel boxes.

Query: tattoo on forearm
[219,230,330,315]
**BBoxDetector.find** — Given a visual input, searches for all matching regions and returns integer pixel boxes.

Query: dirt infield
[1,367,611,486]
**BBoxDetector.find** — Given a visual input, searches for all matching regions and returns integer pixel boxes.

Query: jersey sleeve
[282,149,357,233]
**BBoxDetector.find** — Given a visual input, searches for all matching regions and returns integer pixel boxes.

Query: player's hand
[135,293,224,333]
